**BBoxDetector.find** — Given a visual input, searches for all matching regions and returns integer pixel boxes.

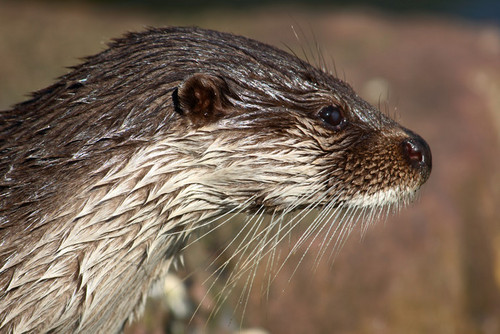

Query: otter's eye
[318,105,345,129]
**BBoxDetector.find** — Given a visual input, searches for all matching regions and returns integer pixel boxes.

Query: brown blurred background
[1,1,499,333]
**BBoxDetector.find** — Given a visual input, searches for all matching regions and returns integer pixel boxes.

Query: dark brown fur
[0,27,431,333]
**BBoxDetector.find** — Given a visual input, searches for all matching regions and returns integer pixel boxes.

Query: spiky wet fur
[0,27,429,333]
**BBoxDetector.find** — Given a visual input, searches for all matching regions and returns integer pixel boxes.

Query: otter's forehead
[107,27,336,92]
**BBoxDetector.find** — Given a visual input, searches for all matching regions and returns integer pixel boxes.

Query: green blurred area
[42,0,468,12]
[6,0,500,20]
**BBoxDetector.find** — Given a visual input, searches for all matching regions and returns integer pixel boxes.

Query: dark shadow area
[9,0,500,23]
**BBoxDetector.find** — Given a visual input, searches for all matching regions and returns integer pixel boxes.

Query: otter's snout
[401,132,432,183]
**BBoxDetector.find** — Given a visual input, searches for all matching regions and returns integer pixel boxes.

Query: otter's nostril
[401,134,432,179]
[404,141,423,163]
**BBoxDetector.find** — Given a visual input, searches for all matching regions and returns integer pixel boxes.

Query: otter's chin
[343,185,420,210]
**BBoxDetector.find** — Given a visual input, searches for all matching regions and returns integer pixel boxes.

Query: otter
[0,27,431,333]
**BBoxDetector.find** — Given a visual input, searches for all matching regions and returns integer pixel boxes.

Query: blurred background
[1,0,499,333]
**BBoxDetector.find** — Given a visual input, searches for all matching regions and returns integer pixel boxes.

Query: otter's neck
[1,136,229,333]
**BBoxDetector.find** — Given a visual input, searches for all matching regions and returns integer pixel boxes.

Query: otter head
[162,28,431,215]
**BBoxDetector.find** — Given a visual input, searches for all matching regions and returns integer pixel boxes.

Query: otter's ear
[173,73,232,126]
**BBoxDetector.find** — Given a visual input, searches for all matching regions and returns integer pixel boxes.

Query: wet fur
[0,27,430,333]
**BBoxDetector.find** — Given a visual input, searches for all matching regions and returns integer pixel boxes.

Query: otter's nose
[401,132,432,182]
